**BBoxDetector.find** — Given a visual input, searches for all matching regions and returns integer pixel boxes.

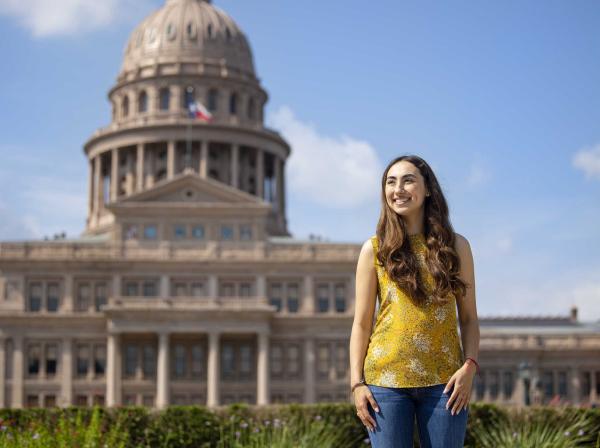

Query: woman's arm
[349,239,378,386]
[454,233,480,363]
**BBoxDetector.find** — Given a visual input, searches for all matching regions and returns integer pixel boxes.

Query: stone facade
[0,0,599,409]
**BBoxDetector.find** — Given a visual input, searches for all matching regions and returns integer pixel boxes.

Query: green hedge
[0,403,598,447]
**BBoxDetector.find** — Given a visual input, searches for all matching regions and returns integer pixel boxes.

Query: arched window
[138,91,148,113]
[121,95,129,118]
[229,93,238,115]
[159,87,170,111]
[184,86,195,109]
[207,88,218,112]
[247,97,256,119]
[207,24,213,39]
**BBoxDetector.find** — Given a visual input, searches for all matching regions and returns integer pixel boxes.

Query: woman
[349,155,480,448]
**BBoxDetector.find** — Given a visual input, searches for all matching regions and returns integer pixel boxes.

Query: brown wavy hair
[375,155,468,306]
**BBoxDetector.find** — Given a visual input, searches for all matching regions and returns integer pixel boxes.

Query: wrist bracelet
[351,379,366,392]
[465,357,480,376]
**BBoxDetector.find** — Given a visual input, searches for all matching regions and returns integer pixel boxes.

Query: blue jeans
[366,383,468,448]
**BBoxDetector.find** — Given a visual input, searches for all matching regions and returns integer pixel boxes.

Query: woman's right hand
[353,384,380,432]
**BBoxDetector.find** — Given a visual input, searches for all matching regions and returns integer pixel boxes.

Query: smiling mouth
[393,198,411,205]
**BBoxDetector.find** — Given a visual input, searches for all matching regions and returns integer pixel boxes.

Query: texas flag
[187,101,213,122]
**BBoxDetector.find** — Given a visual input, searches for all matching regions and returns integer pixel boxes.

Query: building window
[28,283,42,312]
[124,282,139,297]
[287,344,300,378]
[43,395,56,408]
[489,370,499,400]
[46,344,58,376]
[220,283,235,297]
[334,284,346,313]
[581,371,591,399]
[240,344,252,377]
[558,371,568,398]
[542,370,554,400]
[287,283,299,313]
[502,371,513,399]
[173,283,186,297]
[229,93,238,115]
[93,395,105,406]
[77,345,90,377]
[122,96,129,118]
[143,395,154,407]
[269,284,282,312]
[192,225,204,240]
[221,343,235,378]
[125,345,138,377]
[317,344,330,378]
[240,283,252,297]
[207,89,218,112]
[191,283,205,297]
[124,224,138,240]
[76,395,88,406]
[240,225,252,241]
[220,225,234,241]
[191,345,203,378]
[317,284,329,313]
[335,343,347,378]
[143,225,158,240]
[47,283,59,312]
[28,344,41,376]
[159,87,170,111]
[76,284,91,311]
[27,395,39,408]
[95,283,107,311]
[174,224,187,240]
[174,345,186,378]
[94,345,106,376]
[138,91,148,113]
[270,344,283,377]
[142,281,157,297]
[143,344,156,377]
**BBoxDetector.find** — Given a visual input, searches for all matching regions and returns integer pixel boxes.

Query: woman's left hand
[443,363,476,415]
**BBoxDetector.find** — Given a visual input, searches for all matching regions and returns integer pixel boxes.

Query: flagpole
[185,86,193,171]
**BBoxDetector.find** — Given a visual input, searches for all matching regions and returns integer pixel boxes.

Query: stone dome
[121,0,256,79]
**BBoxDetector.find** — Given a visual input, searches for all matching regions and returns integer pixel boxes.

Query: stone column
[172,85,182,112]
[156,332,170,409]
[110,148,119,201]
[302,275,314,314]
[200,141,208,178]
[208,275,218,300]
[207,331,220,407]
[11,335,23,408]
[256,148,264,199]
[231,144,239,188]
[256,275,266,302]
[61,337,73,406]
[280,157,286,218]
[304,338,316,403]
[0,337,5,408]
[167,141,176,179]
[112,274,122,301]
[257,332,269,405]
[93,155,102,216]
[88,158,94,217]
[63,274,74,313]
[160,275,169,298]
[106,333,122,407]
[136,144,145,192]
[570,367,581,406]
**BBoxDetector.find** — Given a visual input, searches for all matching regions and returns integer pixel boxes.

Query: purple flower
[235,431,241,439]
[564,431,571,437]
[578,429,585,436]
[363,438,371,444]
[240,421,249,429]
[315,415,323,421]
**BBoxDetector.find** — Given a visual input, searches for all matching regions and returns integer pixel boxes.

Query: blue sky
[1,0,599,320]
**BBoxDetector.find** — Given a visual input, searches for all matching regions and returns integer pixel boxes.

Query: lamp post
[518,361,532,406]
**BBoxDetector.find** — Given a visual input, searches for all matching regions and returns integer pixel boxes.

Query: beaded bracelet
[351,378,366,393]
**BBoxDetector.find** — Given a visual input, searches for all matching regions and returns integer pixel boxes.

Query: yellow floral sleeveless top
[363,234,464,388]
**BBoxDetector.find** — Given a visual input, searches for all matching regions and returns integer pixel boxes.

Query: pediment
[114,172,265,205]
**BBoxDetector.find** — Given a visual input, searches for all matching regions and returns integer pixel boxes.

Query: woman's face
[385,160,429,217]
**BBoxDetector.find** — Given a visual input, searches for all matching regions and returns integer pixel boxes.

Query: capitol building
[0,0,599,410]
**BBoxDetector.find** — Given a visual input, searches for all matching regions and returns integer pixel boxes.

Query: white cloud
[0,0,154,37]
[268,106,382,208]
[573,144,600,180]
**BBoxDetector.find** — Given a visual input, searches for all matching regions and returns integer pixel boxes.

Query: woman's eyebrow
[387,174,416,180]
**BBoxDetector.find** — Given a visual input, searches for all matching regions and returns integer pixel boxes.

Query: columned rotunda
[0,0,599,410]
